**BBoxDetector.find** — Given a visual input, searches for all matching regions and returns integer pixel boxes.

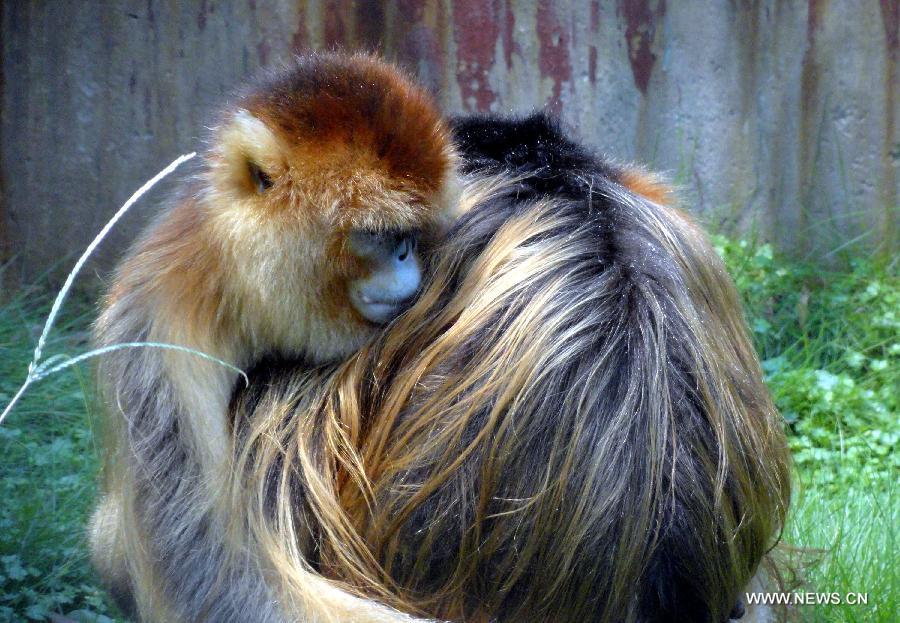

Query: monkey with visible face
[90,52,456,622]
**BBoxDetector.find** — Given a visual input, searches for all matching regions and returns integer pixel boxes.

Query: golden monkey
[89,52,457,622]
[230,114,792,623]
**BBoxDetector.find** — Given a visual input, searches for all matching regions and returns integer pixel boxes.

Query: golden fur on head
[232,136,792,622]
[205,52,457,362]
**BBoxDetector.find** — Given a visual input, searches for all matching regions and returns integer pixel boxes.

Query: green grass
[713,236,899,622]
[0,289,119,622]
[786,484,897,622]
[0,237,897,622]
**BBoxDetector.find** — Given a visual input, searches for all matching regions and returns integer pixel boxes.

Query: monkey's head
[203,53,457,362]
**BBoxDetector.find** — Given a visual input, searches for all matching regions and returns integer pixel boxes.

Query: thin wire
[1,152,197,425]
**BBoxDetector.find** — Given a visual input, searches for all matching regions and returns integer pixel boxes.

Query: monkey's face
[206,105,453,361]
[344,229,421,323]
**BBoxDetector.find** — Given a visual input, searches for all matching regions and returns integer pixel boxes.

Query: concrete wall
[1,1,897,287]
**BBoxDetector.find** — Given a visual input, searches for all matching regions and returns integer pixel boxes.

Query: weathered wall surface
[1,0,897,286]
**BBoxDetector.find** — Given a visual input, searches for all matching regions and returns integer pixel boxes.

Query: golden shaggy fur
[230,116,791,622]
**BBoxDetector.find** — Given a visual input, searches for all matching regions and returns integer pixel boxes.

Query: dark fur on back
[233,114,791,622]
[451,113,622,197]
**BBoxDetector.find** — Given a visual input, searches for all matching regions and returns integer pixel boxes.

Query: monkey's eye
[247,161,274,193]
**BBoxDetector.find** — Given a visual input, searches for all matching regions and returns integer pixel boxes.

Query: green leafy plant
[714,234,898,622]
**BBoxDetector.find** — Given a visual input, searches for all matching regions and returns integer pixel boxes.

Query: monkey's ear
[214,109,284,197]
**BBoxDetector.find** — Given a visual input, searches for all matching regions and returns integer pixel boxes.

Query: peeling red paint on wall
[619,0,666,94]
[536,0,572,114]
[452,0,501,111]
[3,0,896,280]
